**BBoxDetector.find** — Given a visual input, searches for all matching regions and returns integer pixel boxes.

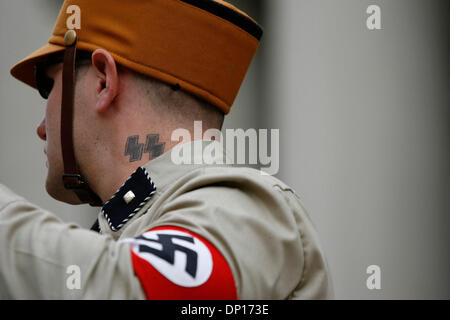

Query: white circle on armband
[128,229,213,287]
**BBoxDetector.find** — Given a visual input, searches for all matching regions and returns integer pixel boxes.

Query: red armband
[126,226,237,300]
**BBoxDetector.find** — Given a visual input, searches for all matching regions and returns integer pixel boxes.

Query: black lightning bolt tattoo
[125,134,165,162]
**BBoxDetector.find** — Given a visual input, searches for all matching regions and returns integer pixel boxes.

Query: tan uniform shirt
[0,141,333,299]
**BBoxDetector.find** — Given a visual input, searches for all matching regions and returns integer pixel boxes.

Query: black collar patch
[101,167,156,232]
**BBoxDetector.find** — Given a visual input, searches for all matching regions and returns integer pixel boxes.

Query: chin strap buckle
[62,174,103,206]
[62,174,86,189]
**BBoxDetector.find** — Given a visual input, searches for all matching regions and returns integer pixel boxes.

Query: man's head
[11,0,262,205]
[36,49,225,203]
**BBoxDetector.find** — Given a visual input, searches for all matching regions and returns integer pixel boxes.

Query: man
[0,0,333,299]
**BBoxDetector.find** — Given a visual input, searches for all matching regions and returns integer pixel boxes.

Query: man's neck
[87,133,178,204]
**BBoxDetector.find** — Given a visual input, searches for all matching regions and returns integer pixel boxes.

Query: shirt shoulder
[120,165,332,299]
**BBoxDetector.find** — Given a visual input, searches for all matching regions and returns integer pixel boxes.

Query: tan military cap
[10,0,263,114]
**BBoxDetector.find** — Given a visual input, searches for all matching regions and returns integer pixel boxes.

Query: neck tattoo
[124,134,165,162]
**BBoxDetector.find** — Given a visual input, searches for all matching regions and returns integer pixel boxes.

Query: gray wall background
[0,0,448,299]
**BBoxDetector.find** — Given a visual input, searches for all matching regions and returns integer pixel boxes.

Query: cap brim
[10,43,66,90]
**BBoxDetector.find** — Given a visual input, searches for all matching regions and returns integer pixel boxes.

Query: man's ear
[91,49,119,113]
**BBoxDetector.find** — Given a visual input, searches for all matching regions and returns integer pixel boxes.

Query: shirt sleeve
[131,178,306,299]
[0,184,145,299]
[124,225,237,299]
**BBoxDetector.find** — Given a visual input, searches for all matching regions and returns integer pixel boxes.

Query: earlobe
[91,49,119,113]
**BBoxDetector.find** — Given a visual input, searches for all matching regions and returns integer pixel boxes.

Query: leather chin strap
[61,36,103,207]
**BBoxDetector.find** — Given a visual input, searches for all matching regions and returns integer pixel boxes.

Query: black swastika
[136,233,198,278]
